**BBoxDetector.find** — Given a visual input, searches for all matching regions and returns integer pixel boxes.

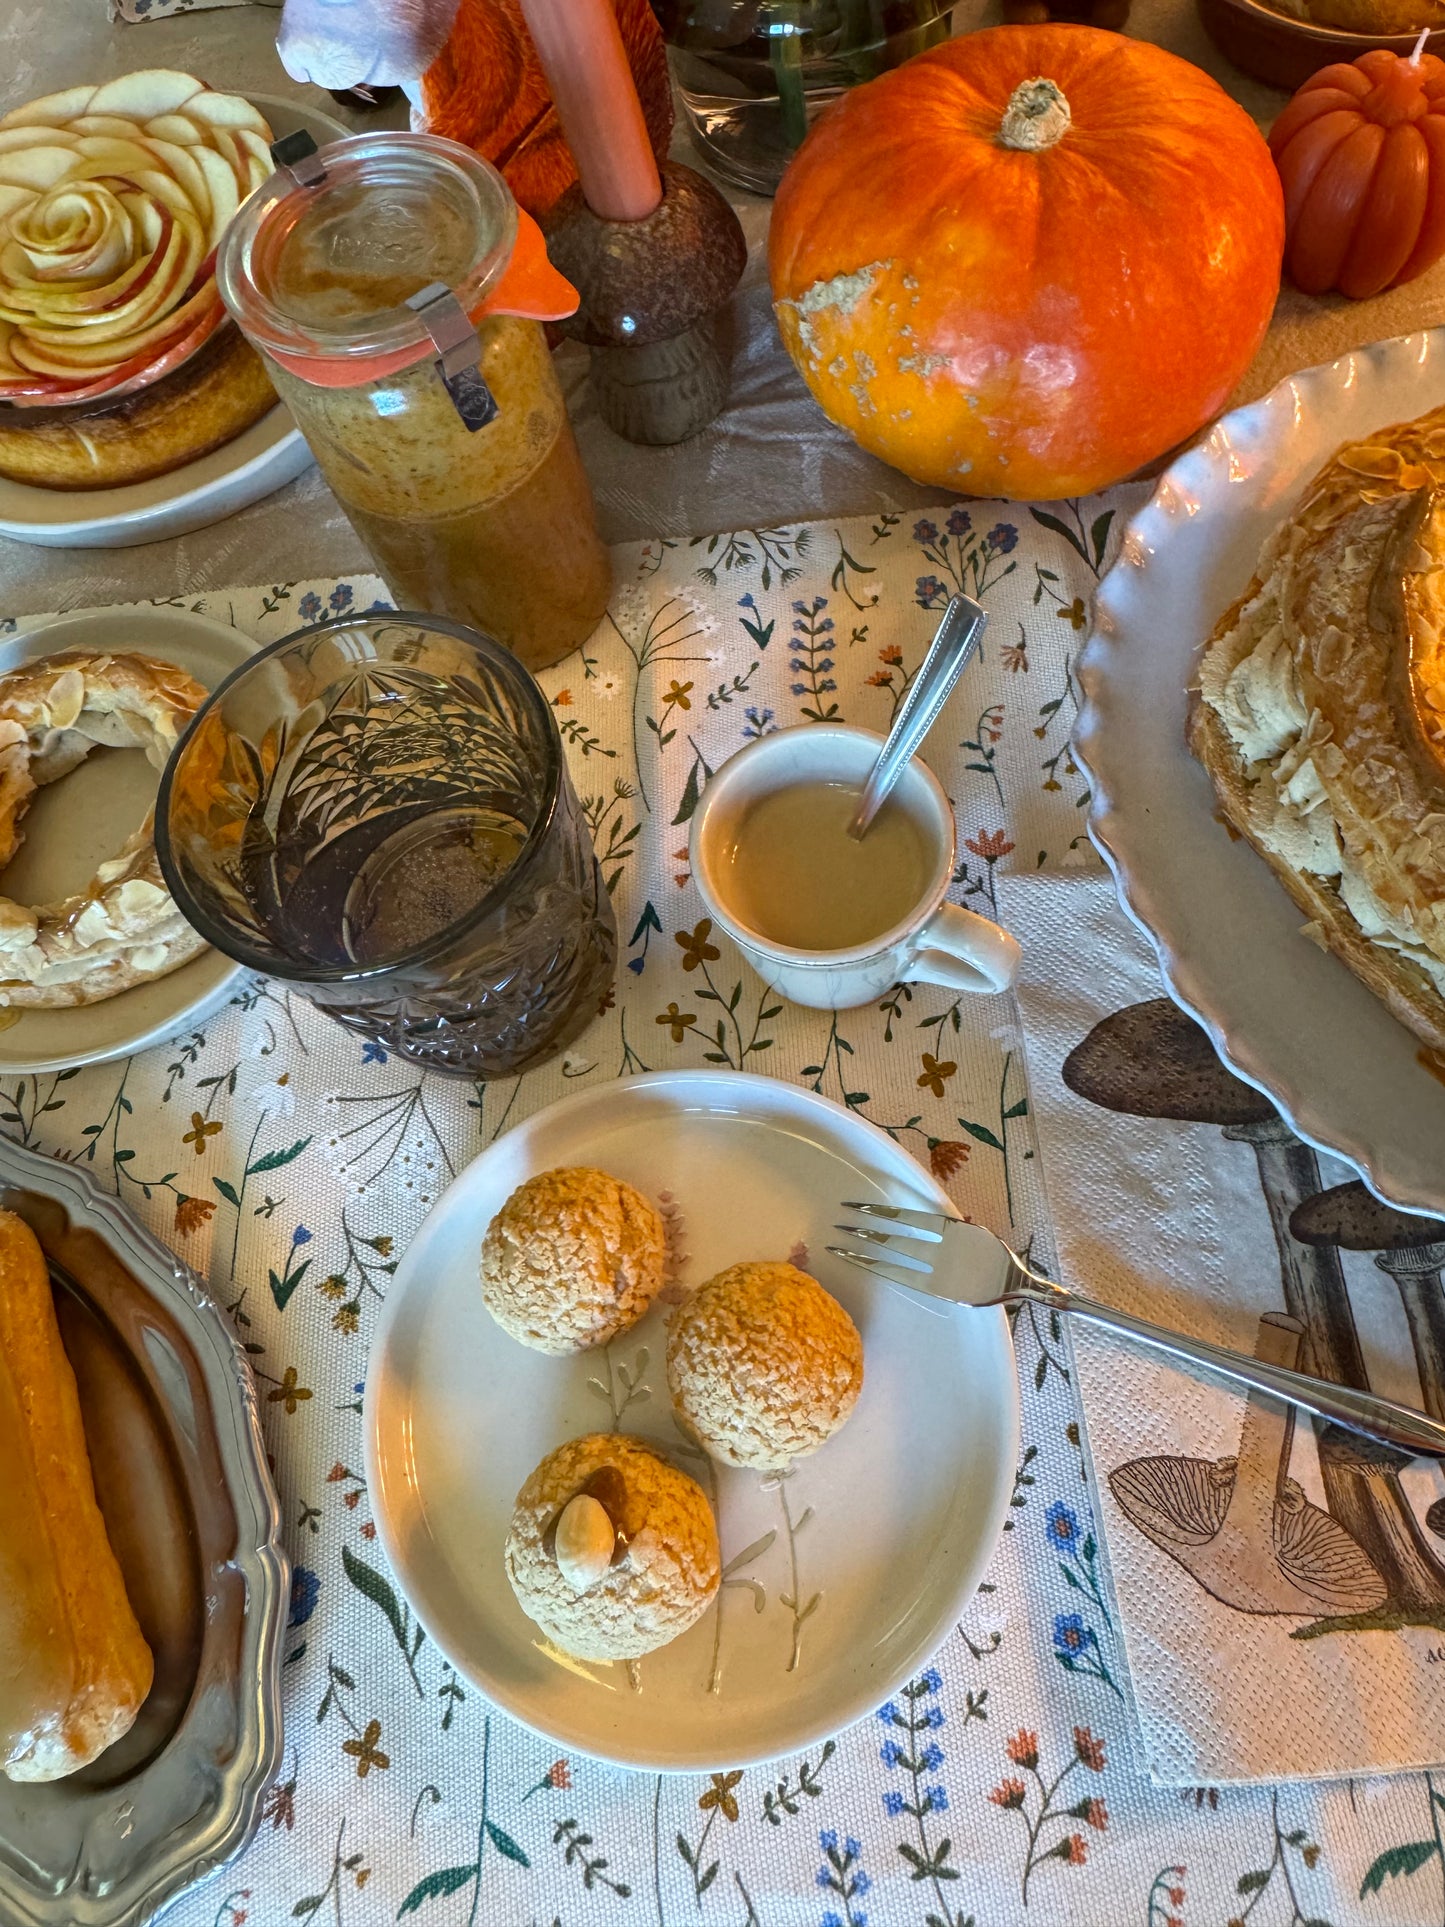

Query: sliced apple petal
[0,85,97,131]
[232,127,275,183]
[181,90,272,138]
[0,127,80,157]
[0,147,88,191]
[142,113,203,147]
[136,135,209,220]
[190,145,240,251]
[66,115,149,140]
[88,71,204,121]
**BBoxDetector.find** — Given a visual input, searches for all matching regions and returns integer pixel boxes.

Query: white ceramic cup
[689,723,1021,1011]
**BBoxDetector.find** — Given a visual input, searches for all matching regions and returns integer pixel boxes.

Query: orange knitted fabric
[418,0,673,218]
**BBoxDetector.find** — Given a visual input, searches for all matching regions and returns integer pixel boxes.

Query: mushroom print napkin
[1000,867,1445,1786]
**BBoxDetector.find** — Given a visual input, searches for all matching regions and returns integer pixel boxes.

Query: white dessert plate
[366,1069,1019,1772]
[1077,328,1445,1217]
[0,94,348,551]
[0,604,259,1075]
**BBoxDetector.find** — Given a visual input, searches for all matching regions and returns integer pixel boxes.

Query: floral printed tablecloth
[6,500,1445,1927]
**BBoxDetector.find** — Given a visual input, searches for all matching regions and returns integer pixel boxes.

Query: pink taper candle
[517,0,662,222]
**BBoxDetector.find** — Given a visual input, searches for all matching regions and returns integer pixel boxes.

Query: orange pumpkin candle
[1270,38,1445,300]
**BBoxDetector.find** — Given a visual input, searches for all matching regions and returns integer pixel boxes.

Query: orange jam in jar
[218,134,610,672]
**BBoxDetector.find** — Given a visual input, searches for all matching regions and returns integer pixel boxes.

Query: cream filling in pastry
[1203,588,1445,998]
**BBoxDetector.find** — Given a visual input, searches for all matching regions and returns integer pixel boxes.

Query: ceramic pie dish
[0,1130,286,1926]
[1077,327,1445,1218]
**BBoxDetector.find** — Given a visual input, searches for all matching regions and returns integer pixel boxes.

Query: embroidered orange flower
[1001,638,1029,673]
[1006,1729,1039,1769]
[865,669,895,688]
[965,828,1015,863]
[182,1111,222,1154]
[548,1759,571,1790]
[675,920,721,971]
[1063,1833,1087,1866]
[878,643,904,666]
[174,1194,215,1234]
[552,688,573,707]
[319,1274,348,1299]
[1081,1797,1108,1830]
[1073,1726,1106,1772]
[929,1139,970,1181]
[989,1777,1027,1809]
[332,1304,359,1335]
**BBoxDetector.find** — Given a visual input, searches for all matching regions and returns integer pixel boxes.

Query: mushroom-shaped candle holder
[544,161,747,445]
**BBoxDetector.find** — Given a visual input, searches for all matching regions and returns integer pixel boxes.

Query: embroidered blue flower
[362,1040,389,1064]
[293,1226,312,1245]
[822,1914,844,1927]
[926,1785,949,1813]
[920,1666,942,1692]
[289,1565,320,1627]
[739,592,757,610]
[987,522,1019,555]
[913,517,939,545]
[883,1790,906,1816]
[851,1870,870,1895]
[1054,1611,1096,1657]
[298,591,323,623]
[1046,1500,1081,1549]
[946,506,972,538]
[879,1740,907,1767]
[845,1838,862,1860]
[919,1742,944,1772]
[876,1700,901,1726]
[741,706,776,740]
[816,1867,833,1890]
[792,599,810,615]
[329,583,354,612]
[915,575,948,609]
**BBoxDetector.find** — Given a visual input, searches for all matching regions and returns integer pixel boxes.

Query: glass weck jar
[217,132,611,673]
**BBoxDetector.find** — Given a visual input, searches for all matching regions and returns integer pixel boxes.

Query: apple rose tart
[0,71,278,489]
[0,650,210,1008]
[1191,406,1445,1052]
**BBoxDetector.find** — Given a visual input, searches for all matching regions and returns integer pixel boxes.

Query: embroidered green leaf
[959,1120,1003,1151]
[270,1260,311,1312]
[397,1864,475,1915]
[248,1137,312,1176]
[213,1177,241,1206]
[342,1544,425,1683]
[1237,1870,1270,1894]
[485,1821,529,1867]
[1359,1839,1438,1897]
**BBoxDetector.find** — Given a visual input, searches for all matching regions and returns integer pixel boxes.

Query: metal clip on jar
[217,132,612,673]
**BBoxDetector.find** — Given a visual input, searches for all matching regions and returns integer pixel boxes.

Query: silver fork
[830,1202,1445,1460]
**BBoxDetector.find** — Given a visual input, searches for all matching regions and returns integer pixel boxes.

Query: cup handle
[909,901,1021,995]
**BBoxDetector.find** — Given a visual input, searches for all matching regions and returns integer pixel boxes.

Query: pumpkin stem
[998,76,1073,152]
[1410,24,1429,62]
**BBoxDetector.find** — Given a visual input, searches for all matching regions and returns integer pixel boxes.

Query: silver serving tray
[0,1132,287,1926]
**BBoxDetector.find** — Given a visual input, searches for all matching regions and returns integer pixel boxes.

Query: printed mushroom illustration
[1109,1312,1388,1616]
[1290,1183,1445,1423]
[1065,999,1445,1621]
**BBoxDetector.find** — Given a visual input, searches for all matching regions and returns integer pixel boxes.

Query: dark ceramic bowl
[1198,0,1445,93]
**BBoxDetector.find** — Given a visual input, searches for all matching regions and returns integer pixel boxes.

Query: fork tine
[841,1200,956,1232]
[827,1244,932,1289]
[835,1215,944,1246]
[827,1235,935,1277]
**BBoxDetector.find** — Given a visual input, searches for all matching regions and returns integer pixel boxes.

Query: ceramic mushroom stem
[1108,1313,1386,1616]
[1064,998,1445,1618]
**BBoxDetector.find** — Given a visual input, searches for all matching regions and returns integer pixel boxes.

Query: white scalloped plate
[1076,329,1445,1217]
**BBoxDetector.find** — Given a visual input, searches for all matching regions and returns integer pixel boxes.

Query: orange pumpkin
[768,26,1285,502]
[1269,48,1445,300]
